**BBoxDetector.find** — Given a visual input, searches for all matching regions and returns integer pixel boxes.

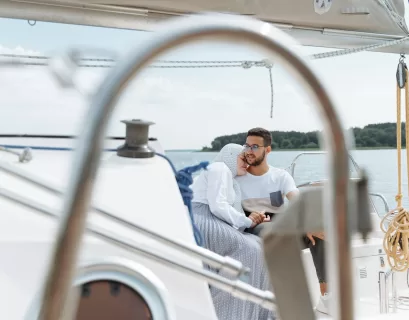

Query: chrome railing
[290,151,391,218]
[0,161,250,279]
[36,13,353,320]
[0,146,32,162]
[288,151,360,178]
[379,269,398,314]
[370,192,391,216]
[0,186,275,312]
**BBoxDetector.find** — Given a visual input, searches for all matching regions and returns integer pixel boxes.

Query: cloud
[0,61,266,146]
[0,45,41,55]
[0,42,402,149]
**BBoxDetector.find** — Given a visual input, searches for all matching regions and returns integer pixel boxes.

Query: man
[235,127,330,315]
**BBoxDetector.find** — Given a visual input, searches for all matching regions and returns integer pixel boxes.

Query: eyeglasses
[243,144,265,152]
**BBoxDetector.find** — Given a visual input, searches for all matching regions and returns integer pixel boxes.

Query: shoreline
[166,146,399,152]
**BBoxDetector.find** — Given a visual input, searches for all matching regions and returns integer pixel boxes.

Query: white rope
[1,33,408,120]
[376,0,409,34]
[310,36,409,60]
[2,32,409,68]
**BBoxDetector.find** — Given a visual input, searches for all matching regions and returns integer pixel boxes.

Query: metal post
[379,269,397,314]
[379,271,387,313]
[391,271,397,312]
[37,14,353,320]
[385,272,390,313]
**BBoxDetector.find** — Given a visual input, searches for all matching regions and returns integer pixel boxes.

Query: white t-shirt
[235,166,298,215]
[191,162,253,229]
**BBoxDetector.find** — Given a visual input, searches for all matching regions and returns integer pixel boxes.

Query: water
[166,149,409,214]
[0,143,406,215]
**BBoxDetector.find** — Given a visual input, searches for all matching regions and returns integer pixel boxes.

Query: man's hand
[306,232,325,246]
[312,232,325,240]
[249,211,266,228]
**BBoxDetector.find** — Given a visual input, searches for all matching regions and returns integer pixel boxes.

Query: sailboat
[0,1,408,319]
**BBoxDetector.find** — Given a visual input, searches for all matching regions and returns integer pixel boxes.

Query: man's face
[244,136,270,166]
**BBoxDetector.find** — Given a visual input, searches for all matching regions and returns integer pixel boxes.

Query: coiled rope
[380,55,409,272]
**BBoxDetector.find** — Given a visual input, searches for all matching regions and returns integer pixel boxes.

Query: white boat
[0,1,409,320]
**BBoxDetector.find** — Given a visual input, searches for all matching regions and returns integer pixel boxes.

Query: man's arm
[286,189,299,201]
[281,170,299,201]
[282,171,325,243]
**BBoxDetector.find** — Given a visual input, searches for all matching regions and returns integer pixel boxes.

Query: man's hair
[247,127,272,147]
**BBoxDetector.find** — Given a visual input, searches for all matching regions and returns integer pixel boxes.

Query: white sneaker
[315,293,331,315]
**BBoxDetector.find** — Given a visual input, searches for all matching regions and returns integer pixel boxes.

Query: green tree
[201,122,404,151]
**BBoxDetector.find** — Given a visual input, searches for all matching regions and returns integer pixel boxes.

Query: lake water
[166,149,409,214]
[0,141,406,216]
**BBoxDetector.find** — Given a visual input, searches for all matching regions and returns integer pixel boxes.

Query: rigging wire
[1,34,409,119]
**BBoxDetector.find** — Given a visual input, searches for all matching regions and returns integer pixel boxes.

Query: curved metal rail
[0,146,32,162]
[38,13,352,320]
[0,187,275,312]
[288,151,360,177]
[290,151,390,217]
[0,161,250,279]
[370,193,391,215]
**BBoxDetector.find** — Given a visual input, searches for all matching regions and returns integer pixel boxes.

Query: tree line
[202,122,405,151]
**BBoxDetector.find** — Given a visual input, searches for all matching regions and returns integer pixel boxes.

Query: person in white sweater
[191,143,274,320]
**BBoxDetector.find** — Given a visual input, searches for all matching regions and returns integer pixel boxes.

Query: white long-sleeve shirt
[192,162,253,229]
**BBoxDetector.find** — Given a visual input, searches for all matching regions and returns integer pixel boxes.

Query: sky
[0,17,404,149]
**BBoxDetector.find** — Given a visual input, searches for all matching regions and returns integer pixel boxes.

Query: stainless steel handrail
[288,151,360,177]
[0,160,249,279]
[296,179,388,216]
[290,151,383,219]
[38,13,352,320]
[0,187,275,311]
[379,269,398,314]
[0,146,32,162]
[379,271,388,313]
[370,192,391,215]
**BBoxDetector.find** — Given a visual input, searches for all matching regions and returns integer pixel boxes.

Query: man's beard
[245,150,265,166]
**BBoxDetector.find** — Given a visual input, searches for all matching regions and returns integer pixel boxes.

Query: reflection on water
[166,149,408,213]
